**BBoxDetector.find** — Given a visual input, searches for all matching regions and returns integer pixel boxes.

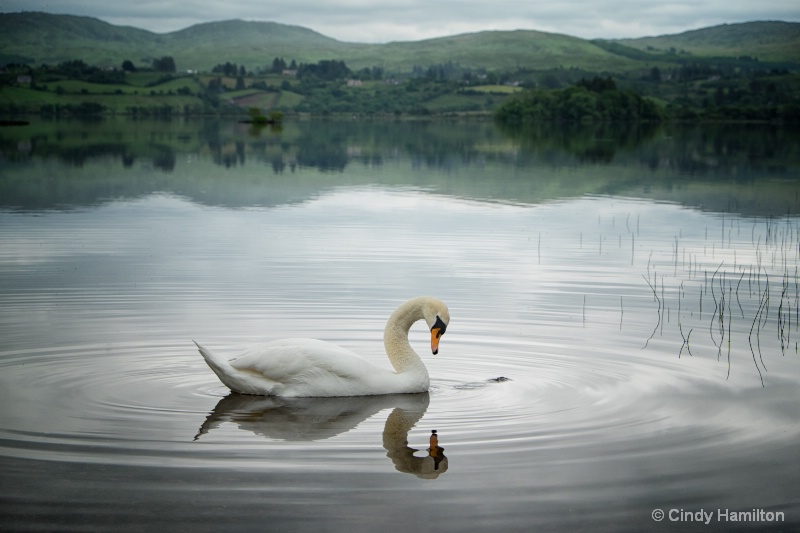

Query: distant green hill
[166,19,366,70]
[618,21,800,62]
[0,13,632,72]
[0,13,157,66]
[346,30,639,72]
[2,12,798,74]
[0,13,359,71]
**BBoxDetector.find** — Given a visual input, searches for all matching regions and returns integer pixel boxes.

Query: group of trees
[212,62,247,77]
[296,59,351,81]
[495,77,663,123]
[3,56,177,87]
[150,56,177,73]
[293,77,465,115]
[36,59,126,85]
[268,57,297,73]
[211,58,349,80]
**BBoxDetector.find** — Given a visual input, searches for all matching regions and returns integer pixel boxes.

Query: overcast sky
[2,0,798,42]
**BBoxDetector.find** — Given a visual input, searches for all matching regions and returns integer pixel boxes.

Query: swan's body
[195,296,449,397]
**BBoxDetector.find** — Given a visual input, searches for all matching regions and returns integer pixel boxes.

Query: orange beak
[431,327,443,355]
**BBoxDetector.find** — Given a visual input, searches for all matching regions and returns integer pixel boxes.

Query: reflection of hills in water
[1,118,798,215]
[195,392,447,479]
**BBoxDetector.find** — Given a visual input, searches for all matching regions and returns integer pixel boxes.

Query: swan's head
[422,297,450,355]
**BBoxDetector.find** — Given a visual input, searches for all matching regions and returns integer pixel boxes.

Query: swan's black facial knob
[430,315,447,354]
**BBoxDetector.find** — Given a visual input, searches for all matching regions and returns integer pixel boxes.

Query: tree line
[495,75,800,123]
[495,77,663,123]
[2,51,798,121]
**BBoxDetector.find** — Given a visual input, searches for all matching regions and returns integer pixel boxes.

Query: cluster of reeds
[641,215,799,386]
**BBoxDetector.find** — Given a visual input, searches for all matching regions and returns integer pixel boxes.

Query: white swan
[194,296,450,397]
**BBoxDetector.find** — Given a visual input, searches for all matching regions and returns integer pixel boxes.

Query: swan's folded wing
[229,339,386,396]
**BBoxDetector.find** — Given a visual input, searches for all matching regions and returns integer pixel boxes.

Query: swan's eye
[432,316,447,337]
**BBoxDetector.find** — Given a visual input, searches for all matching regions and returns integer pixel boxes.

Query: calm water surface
[1,119,799,532]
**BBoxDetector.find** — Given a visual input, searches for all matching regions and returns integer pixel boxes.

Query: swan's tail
[194,340,234,380]
[194,341,265,395]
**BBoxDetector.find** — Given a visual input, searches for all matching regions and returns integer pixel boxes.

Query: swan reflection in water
[195,392,447,478]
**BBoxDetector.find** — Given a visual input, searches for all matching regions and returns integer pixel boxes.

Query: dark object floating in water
[453,376,512,390]
[241,110,284,126]
[0,120,29,126]
[239,118,279,125]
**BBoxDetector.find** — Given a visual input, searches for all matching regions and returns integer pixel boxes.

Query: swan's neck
[383,298,429,376]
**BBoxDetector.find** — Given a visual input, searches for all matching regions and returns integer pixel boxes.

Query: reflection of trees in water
[294,135,348,172]
[649,124,799,179]
[151,148,176,171]
[280,120,498,173]
[58,143,176,171]
[1,119,796,213]
[499,121,800,179]
[497,121,661,164]
[208,139,246,168]
[0,136,177,171]
[288,121,486,173]
[5,119,795,176]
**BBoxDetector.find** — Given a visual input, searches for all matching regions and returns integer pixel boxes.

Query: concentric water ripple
[0,327,757,474]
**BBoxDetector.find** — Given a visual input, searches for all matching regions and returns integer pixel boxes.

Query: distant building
[16,75,32,84]
[346,79,363,87]
[282,69,297,77]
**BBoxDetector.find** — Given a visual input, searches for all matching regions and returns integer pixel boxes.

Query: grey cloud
[2,0,798,41]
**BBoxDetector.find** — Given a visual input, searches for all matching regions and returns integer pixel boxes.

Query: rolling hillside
[351,30,639,72]
[1,12,798,74]
[0,13,158,66]
[619,21,800,62]
[165,19,368,70]
[0,13,361,71]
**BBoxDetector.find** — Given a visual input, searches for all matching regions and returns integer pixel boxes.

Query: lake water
[0,118,798,532]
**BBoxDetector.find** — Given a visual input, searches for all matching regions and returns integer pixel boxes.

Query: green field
[470,85,523,94]
[0,81,209,114]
